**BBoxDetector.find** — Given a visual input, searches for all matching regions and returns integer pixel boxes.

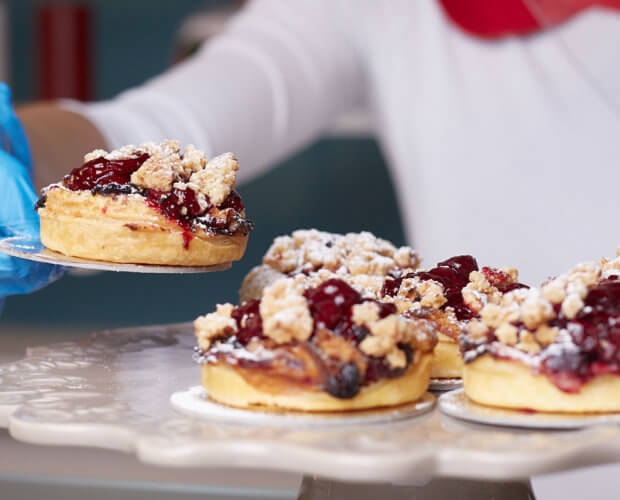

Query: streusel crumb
[417,280,447,308]
[259,279,313,343]
[189,152,238,205]
[262,229,419,277]
[535,325,559,346]
[495,323,518,346]
[194,303,237,350]
[351,302,380,326]
[517,331,541,354]
[130,157,176,191]
[359,315,424,368]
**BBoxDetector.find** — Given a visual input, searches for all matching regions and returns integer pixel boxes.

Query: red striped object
[37,4,92,100]
[439,0,620,38]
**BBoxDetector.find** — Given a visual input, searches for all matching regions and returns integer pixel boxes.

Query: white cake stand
[2,323,619,499]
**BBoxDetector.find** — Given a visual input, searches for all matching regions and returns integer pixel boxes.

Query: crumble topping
[262,229,419,276]
[314,329,361,364]
[464,253,620,359]
[181,144,207,176]
[259,278,314,343]
[417,280,447,309]
[84,141,238,206]
[189,152,238,205]
[479,258,619,336]
[359,314,429,369]
[194,303,237,350]
[351,302,380,326]
[461,270,504,314]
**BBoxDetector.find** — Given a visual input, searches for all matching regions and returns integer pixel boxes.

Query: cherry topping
[364,344,411,384]
[231,299,264,346]
[482,266,528,293]
[538,278,620,388]
[220,191,244,212]
[304,279,361,330]
[64,153,150,190]
[383,255,479,320]
[145,188,209,226]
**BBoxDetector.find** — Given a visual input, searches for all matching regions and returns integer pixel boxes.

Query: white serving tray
[1,323,620,483]
[0,236,231,273]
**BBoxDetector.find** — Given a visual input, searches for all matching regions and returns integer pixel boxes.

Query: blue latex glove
[0,83,63,313]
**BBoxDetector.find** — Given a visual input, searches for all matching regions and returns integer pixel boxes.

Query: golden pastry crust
[240,264,286,303]
[464,354,620,413]
[201,352,432,411]
[39,188,247,265]
[430,335,464,379]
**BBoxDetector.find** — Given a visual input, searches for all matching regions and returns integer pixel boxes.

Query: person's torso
[354,0,620,282]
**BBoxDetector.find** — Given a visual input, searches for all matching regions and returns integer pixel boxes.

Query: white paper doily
[0,236,231,274]
[170,386,435,427]
[439,389,620,430]
[2,323,620,482]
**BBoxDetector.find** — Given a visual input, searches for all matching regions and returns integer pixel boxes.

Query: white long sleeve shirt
[68,0,620,283]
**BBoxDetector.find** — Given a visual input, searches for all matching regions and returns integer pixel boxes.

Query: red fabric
[439,0,620,38]
[37,5,92,100]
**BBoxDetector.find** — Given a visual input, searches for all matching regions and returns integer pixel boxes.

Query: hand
[0,83,63,312]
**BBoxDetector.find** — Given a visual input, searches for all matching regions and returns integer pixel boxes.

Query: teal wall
[7,0,222,101]
[1,1,404,329]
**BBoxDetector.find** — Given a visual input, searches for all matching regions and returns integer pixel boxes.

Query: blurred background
[0,0,405,352]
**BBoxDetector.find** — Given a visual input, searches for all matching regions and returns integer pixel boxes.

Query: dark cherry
[304,279,361,330]
[231,299,264,346]
[364,357,393,385]
[64,153,150,190]
[416,255,479,320]
[382,255,479,320]
[481,266,529,293]
[145,188,208,226]
[219,191,244,212]
[367,298,397,318]
[326,362,360,399]
[497,282,529,293]
[381,277,402,298]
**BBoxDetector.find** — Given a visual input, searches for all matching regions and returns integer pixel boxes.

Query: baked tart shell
[430,335,464,379]
[39,188,247,266]
[464,354,620,413]
[201,352,433,412]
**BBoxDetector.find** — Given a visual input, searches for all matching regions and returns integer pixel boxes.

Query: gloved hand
[0,83,63,313]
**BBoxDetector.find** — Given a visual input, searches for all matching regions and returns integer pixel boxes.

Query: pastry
[241,231,524,379]
[35,141,253,266]
[240,229,420,303]
[461,251,620,412]
[380,255,527,379]
[194,277,437,411]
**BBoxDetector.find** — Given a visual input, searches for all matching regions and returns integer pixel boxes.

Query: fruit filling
[381,255,527,336]
[194,278,437,399]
